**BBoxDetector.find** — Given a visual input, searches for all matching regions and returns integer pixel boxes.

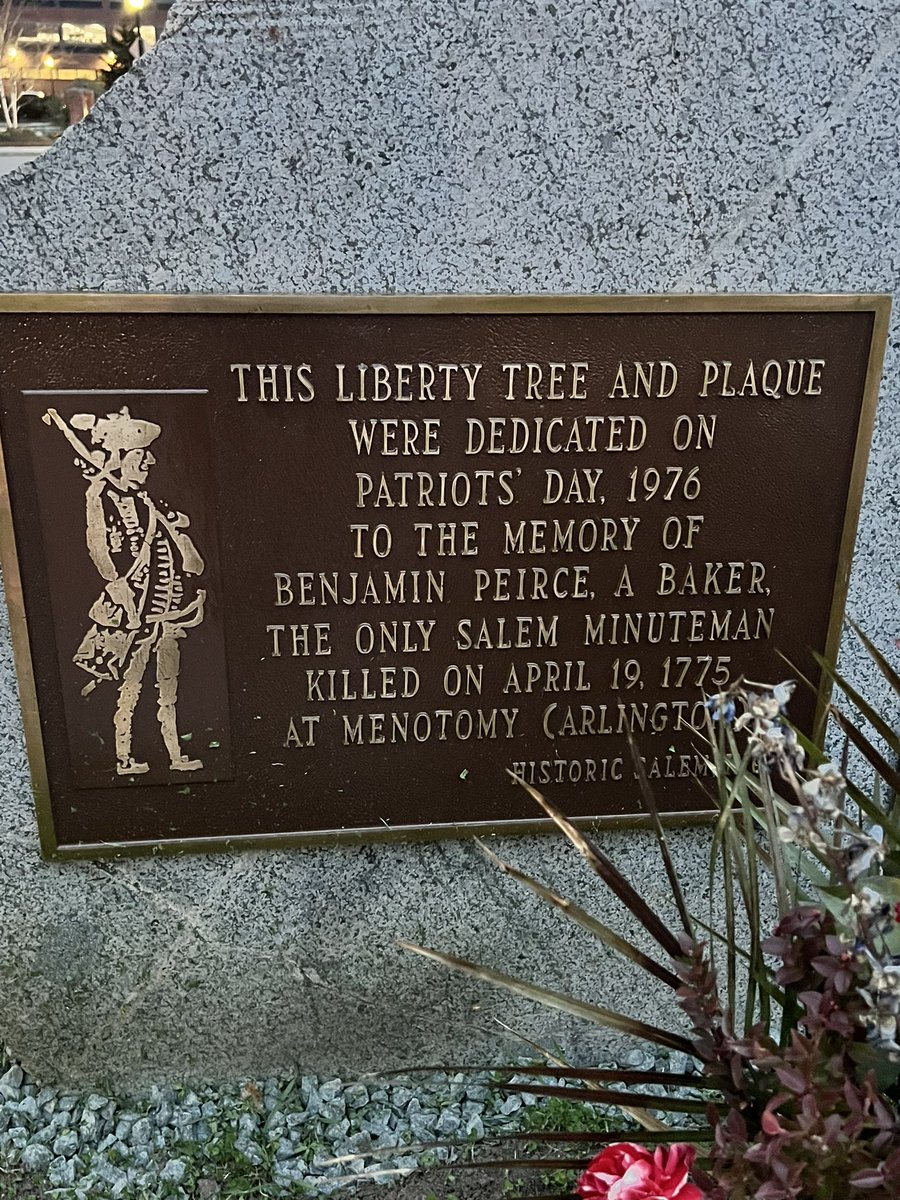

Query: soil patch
[349,1165,569,1199]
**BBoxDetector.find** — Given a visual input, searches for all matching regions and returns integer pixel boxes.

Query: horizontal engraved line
[21,388,208,395]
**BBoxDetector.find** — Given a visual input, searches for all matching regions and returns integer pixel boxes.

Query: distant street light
[123,0,147,58]
[41,53,57,97]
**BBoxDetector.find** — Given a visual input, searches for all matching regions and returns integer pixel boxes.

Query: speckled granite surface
[0,0,897,1087]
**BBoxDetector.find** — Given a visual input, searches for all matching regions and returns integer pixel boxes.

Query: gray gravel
[0,1049,707,1197]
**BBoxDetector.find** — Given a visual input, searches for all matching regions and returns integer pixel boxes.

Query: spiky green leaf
[499,1082,708,1114]
[812,651,900,759]
[827,704,900,796]
[399,940,693,1054]
[475,839,680,989]
[847,620,900,702]
[510,774,684,960]
[627,729,693,937]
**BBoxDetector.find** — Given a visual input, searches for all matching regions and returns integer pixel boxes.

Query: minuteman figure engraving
[43,405,206,776]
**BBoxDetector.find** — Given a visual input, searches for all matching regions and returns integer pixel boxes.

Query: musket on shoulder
[41,408,111,478]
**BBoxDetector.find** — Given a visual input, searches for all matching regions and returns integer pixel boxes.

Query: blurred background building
[2,0,171,114]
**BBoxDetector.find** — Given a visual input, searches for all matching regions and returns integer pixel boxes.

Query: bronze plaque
[0,295,889,859]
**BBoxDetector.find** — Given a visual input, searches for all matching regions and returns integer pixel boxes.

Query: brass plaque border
[0,292,890,861]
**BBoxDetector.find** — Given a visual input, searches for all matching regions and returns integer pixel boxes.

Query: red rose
[576,1142,704,1200]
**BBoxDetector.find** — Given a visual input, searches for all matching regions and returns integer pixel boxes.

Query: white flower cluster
[860,950,900,1055]
[731,681,805,769]
[710,674,900,1062]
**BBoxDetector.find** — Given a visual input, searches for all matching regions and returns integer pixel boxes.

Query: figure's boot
[156,630,203,771]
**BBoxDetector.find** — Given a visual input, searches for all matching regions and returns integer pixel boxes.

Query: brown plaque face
[0,295,889,859]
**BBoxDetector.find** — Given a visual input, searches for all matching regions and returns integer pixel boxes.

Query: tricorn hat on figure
[71,407,161,453]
